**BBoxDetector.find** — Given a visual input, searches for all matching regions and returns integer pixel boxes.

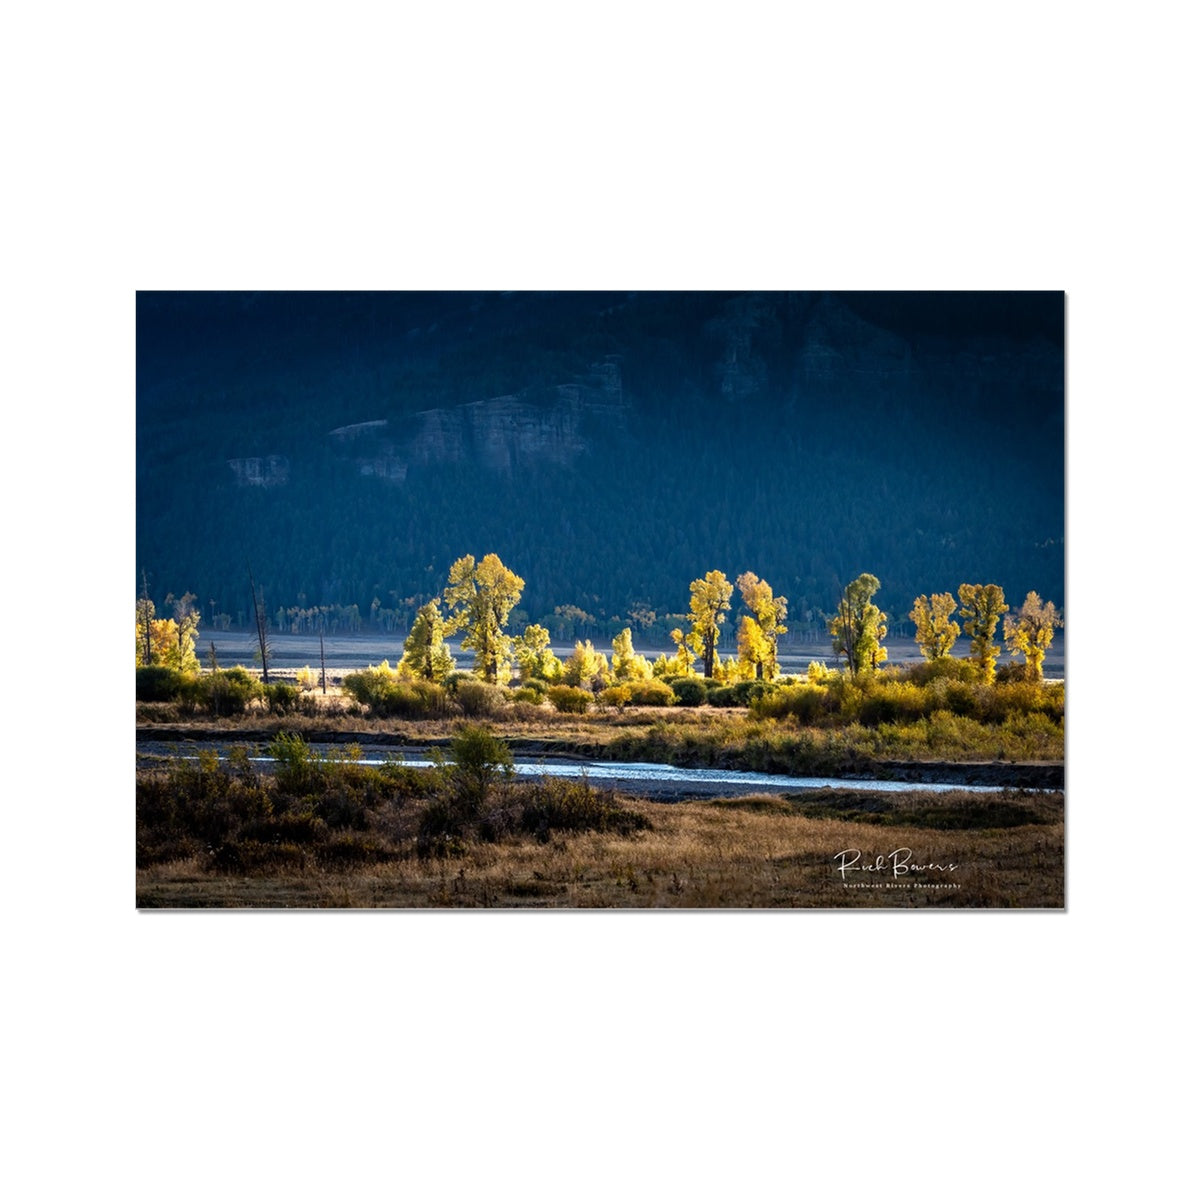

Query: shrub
[266,682,300,714]
[547,685,592,714]
[207,840,307,873]
[519,777,653,841]
[316,833,391,867]
[269,731,323,794]
[510,686,545,706]
[342,665,396,709]
[447,723,513,813]
[343,669,452,718]
[295,666,319,691]
[416,800,469,858]
[598,685,633,709]
[625,678,676,707]
[137,666,185,702]
[751,683,832,723]
[903,657,982,686]
[707,680,772,708]
[857,680,929,727]
[669,677,707,707]
[456,680,507,717]
[174,675,207,714]
[203,667,264,716]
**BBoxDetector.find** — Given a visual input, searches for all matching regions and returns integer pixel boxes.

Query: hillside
[136,291,1064,639]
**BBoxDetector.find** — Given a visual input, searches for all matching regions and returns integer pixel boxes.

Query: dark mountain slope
[136,291,1064,639]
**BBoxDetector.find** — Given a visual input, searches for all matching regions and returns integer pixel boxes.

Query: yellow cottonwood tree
[957,583,1008,684]
[611,627,652,681]
[1003,592,1062,681]
[688,570,734,678]
[515,624,562,682]
[402,600,455,681]
[829,573,888,677]
[442,553,525,684]
[910,592,960,661]
[736,571,788,680]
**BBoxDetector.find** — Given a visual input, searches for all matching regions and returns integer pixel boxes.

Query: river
[136,742,1057,798]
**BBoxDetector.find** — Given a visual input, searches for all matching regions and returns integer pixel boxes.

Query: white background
[4,2,1193,1196]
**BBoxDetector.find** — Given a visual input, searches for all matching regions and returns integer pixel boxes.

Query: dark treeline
[137,291,1064,631]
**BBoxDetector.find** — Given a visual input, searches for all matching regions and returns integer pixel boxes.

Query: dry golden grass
[136,789,1064,909]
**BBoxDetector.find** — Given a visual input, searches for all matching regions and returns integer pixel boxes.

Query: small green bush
[903,657,982,686]
[269,731,323,794]
[751,684,832,723]
[669,677,707,707]
[203,667,263,716]
[137,666,185,702]
[456,680,507,717]
[266,682,300,714]
[343,670,452,718]
[625,678,676,707]
[547,685,591,714]
[519,778,653,841]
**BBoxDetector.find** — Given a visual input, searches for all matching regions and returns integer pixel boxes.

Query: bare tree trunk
[140,570,153,666]
[319,628,327,694]
[248,566,271,685]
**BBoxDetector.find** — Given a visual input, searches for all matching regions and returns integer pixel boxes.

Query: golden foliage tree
[611,627,652,681]
[514,624,562,683]
[136,595,156,667]
[736,571,788,680]
[1003,591,1063,681]
[957,583,1008,684]
[829,573,888,677]
[736,614,770,680]
[562,640,610,691]
[910,592,961,661]
[402,600,455,681]
[688,569,734,678]
[443,553,525,684]
[166,592,201,673]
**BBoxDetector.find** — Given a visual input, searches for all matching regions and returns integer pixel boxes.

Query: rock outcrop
[330,360,626,481]
[227,455,289,487]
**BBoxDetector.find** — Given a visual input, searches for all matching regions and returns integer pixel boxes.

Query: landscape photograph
[135,289,1066,908]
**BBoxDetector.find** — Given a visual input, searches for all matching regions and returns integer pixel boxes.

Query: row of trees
[136,554,1063,689]
[402,556,1061,690]
[837,572,1063,683]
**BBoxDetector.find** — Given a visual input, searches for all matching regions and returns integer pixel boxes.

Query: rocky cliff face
[332,360,626,481]
[227,455,290,487]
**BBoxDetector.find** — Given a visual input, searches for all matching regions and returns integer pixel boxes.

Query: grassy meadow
[136,728,1064,909]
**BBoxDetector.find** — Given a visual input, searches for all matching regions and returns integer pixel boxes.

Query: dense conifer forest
[136,291,1064,638]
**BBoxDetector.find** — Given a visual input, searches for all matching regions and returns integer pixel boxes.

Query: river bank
[136,725,1063,791]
